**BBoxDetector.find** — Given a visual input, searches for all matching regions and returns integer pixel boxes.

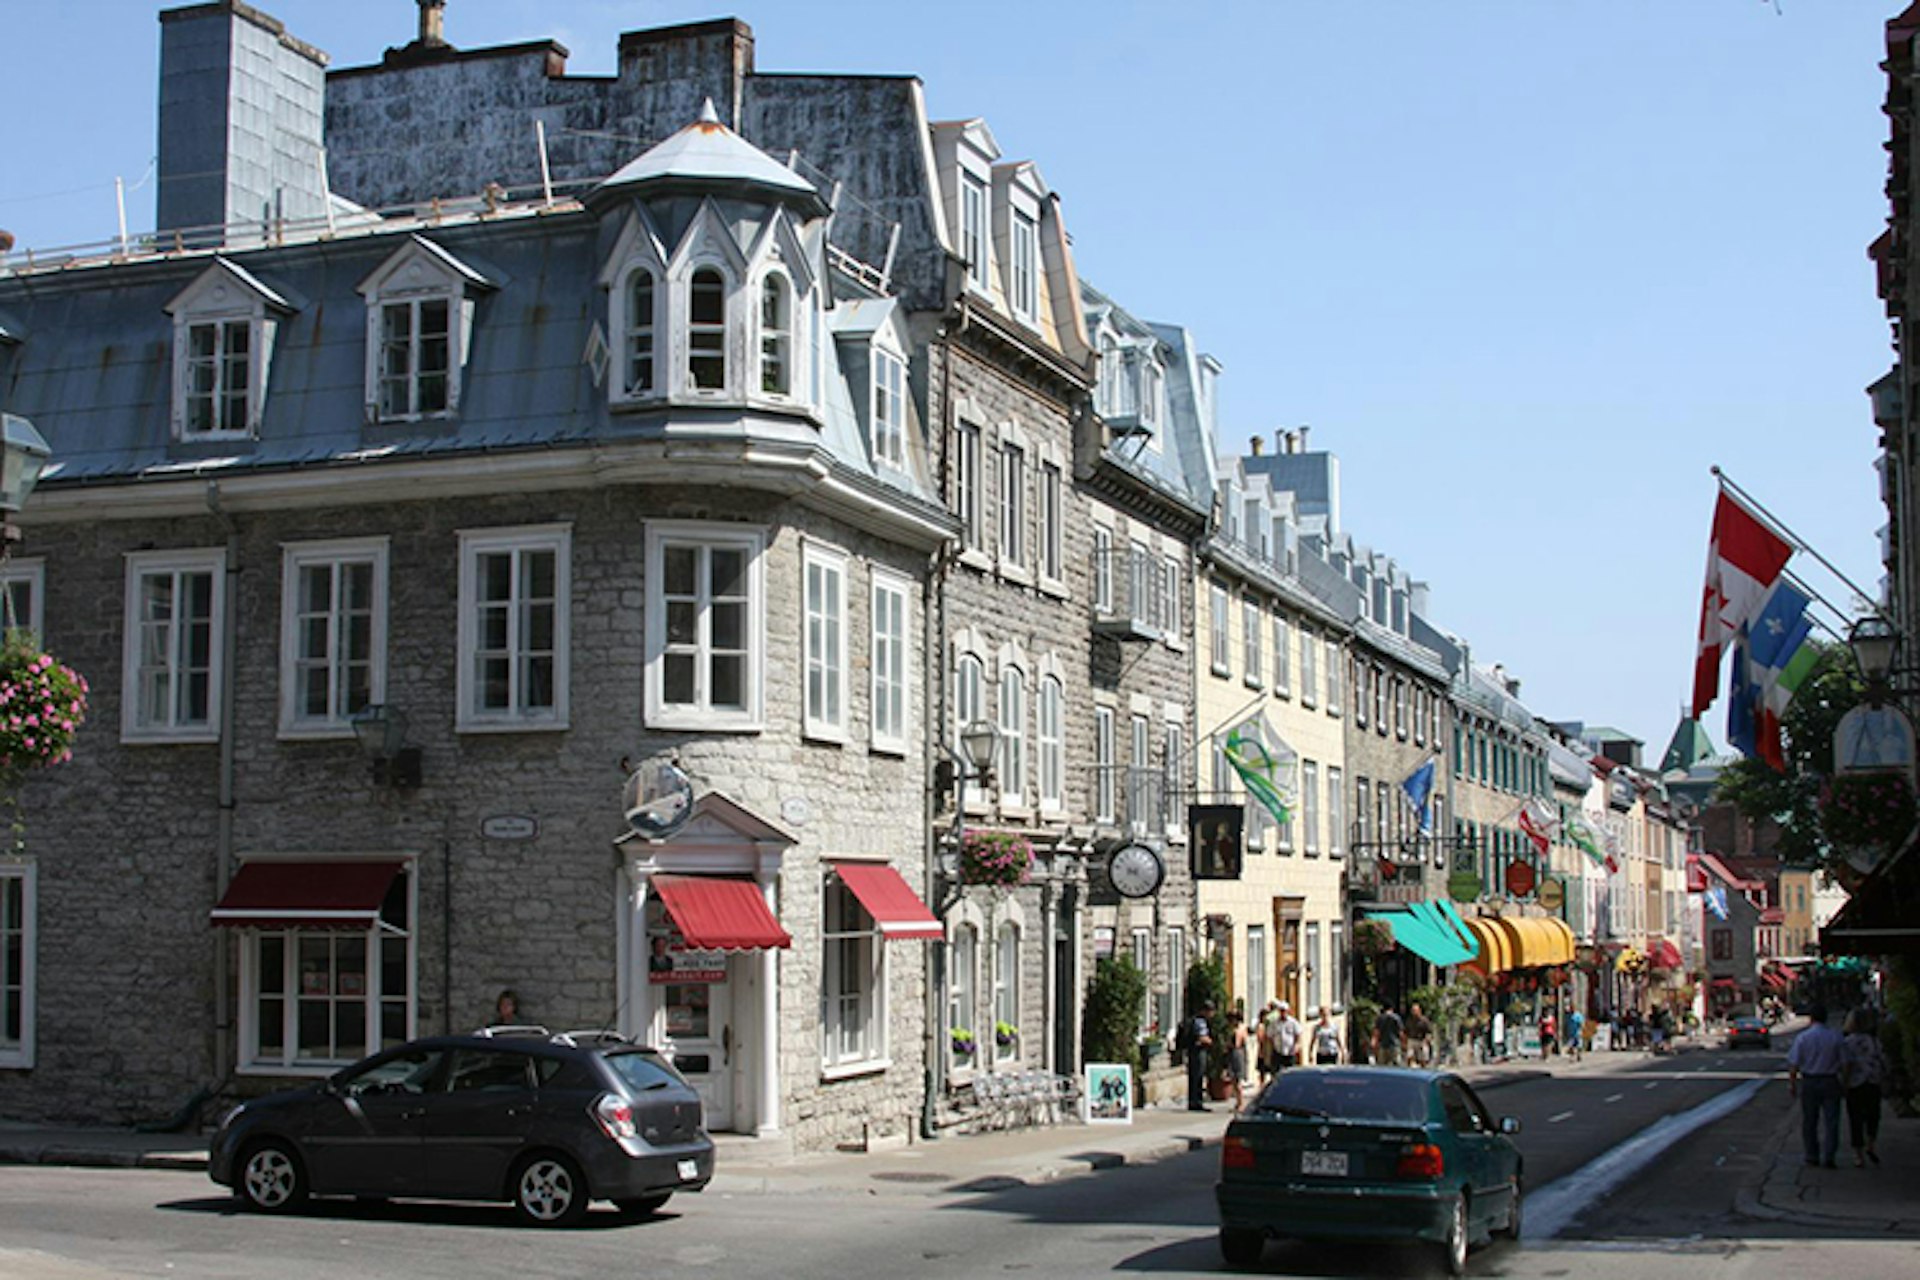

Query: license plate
[1301,1150,1348,1177]
[677,1158,699,1181]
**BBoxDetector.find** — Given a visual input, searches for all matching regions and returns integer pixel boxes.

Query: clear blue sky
[0,1,1895,757]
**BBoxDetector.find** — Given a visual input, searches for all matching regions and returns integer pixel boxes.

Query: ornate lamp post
[0,412,52,549]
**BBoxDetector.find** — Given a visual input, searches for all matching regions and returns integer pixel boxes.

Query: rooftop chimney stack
[1249,435,1264,456]
[1297,425,1310,452]
[418,0,447,46]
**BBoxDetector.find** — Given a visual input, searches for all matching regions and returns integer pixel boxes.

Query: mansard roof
[595,100,827,216]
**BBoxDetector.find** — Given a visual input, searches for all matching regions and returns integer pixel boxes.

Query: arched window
[999,666,1026,806]
[688,267,727,391]
[949,924,977,1067]
[993,921,1019,1061]
[759,273,791,395]
[626,270,656,395]
[954,653,983,756]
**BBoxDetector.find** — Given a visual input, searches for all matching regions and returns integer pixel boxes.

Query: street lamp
[350,703,423,788]
[959,718,1000,788]
[1848,616,1900,700]
[0,412,52,546]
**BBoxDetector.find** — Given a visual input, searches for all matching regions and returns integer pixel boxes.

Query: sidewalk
[1736,1100,1920,1233]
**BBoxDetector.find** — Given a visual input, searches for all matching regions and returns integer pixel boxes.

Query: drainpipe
[206,482,240,1095]
[921,319,960,1142]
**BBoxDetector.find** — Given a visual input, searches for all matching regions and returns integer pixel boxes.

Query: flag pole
[1780,568,1852,641]
[1712,466,1887,623]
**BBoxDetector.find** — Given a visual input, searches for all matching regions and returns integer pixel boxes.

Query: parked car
[1726,1016,1771,1050]
[209,1028,713,1226]
[1215,1067,1523,1275]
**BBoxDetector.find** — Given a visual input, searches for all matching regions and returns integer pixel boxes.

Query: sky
[0,0,1896,758]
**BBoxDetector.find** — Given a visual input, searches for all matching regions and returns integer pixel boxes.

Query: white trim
[645,520,767,732]
[0,558,45,640]
[801,539,850,743]
[121,547,227,744]
[454,524,572,734]
[869,567,912,756]
[0,863,36,1069]
[277,537,390,740]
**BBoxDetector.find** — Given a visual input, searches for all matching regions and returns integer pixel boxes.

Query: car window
[1457,1079,1498,1131]
[1437,1079,1481,1133]
[444,1049,534,1093]
[603,1048,689,1093]
[534,1056,565,1085]
[340,1047,443,1097]
[1251,1070,1431,1123]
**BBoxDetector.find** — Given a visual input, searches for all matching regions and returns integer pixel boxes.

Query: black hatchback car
[209,1028,714,1226]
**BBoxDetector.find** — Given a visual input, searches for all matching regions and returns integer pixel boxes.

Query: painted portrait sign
[1083,1063,1134,1124]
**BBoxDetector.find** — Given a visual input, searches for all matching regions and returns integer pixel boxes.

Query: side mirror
[1499,1116,1522,1135]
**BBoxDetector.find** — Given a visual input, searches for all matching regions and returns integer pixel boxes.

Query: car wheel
[1436,1194,1469,1276]
[1494,1177,1522,1241]
[615,1193,672,1218]
[237,1140,307,1214]
[512,1153,589,1227]
[1219,1227,1264,1268]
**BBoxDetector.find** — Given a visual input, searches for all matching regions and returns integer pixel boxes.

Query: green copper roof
[1659,715,1716,774]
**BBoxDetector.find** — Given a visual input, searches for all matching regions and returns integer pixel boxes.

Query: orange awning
[1498,917,1576,968]
[653,874,792,950]
[210,860,404,930]
[1461,918,1513,974]
[831,862,943,940]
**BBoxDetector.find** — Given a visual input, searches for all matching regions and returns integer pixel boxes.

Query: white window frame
[949,922,979,1072]
[872,345,907,469]
[1324,637,1343,715]
[685,262,734,396]
[1301,759,1321,855]
[871,569,911,756]
[359,241,483,423]
[1130,712,1151,837]
[1210,583,1231,677]
[1009,209,1039,323]
[1039,460,1063,586]
[999,664,1027,808]
[0,557,44,641]
[456,524,571,734]
[956,421,984,552]
[1328,765,1345,859]
[757,269,794,398]
[237,862,416,1075]
[1038,674,1064,812]
[1304,922,1323,1015]
[373,294,455,422]
[802,541,849,742]
[645,521,766,732]
[122,547,226,744]
[278,538,389,740]
[1131,927,1154,1034]
[1161,556,1182,640]
[1166,927,1187,1040]
[1299,627,1319,709]
[999,437,1027,573]
[1329,921,1347,1012]
[1095,705,1116,823]
[961,171,991,291]
[993,920,1020,1061]
[1242,596,1263,689]
[822,876,888,1075]
[173,310,266,440]
[954,652,985,761]
[1246,925,1268,1022]
[618,264,662,399]
[1092,527,1113,612]
[0,864,36,1069]
[1164,721,1185,840]
[1273,613,1291,697]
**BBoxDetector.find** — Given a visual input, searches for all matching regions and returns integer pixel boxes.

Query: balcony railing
[1090,546,1165,642]
[1088,765,1168,836]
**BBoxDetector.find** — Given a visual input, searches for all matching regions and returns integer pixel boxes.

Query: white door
[663,971,733,1126]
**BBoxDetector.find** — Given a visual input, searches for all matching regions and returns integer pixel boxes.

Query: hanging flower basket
[0,634,87,775]
[959,830,1032,887]
[1818,772,1917,861]
[1352,918,1394,958]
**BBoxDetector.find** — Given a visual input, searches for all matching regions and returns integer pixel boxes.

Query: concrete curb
[0,1145,209,1173]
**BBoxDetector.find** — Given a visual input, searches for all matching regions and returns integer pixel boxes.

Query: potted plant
[0,632,88,853]
[993,1020,1018,1050]
[959,830,1033,887]
[1081,955,1148,1067]
[950,1027,976,1061]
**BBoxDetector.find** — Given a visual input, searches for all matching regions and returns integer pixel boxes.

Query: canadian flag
[1691,490,1793,718]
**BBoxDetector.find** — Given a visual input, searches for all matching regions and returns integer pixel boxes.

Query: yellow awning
[1461,917,1513,974]
[1500,916,1575,968]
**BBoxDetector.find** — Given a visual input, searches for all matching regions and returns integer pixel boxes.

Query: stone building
[0,2,967,1155]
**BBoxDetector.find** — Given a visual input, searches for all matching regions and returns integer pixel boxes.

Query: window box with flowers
[994,1020,1018,1050]
[1819,771,1916,868]
[950,1027,977,1061]
[960,830,1032,887]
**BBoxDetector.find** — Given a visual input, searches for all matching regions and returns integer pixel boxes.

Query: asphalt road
[0,1044,1908,1280]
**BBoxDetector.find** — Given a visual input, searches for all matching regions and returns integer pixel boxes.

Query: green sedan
[1215,1067,1523,1274]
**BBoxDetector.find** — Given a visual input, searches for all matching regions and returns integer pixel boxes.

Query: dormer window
[1010,210,1038,322]
[377,296,450,419]
[689,267,728,390]
[873,346,906,468]
[962,173,990,289]
[357,237,492,425]
[626,270,657,394]
[759,274,792,395]
[166,259,289,442]
[186,318,253,436]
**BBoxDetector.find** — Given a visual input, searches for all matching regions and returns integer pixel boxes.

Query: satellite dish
[623,759,695,840]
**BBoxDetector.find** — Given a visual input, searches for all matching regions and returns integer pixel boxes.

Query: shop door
[663,968,733,1126]
[1276,899,1304,1012]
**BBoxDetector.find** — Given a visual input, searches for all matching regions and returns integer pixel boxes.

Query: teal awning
[1365,900,1479,967]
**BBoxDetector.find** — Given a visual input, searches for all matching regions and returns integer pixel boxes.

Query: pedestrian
[1539,1008,1558,1058]
[1567,1007,1585,1062]
[1226,1011,1250,1110]
[1312,1006,1343,1065]
[492,988,521,1026]
[1179,1001,1215,1112]
[1256,1000,1280,1083]
[1273,1000,1303,1071]
[1841,1009,1885,1168]
[1406,1002,1434,1067]
[1786,1002,1846,1168]
[1374,1004,1405,1066]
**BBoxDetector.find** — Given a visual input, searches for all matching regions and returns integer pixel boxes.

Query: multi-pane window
[999,667,1027,806]
[1301,760,1320,854]
[1243,597,1262,687]
[1395,677,1409,739]
[378,297,450,420]
[873,347,906,468]
[1165,927,1187,1044]
[1328,766,1345,858]
[1273,615,1291,695]
[123,549,224,741]
[871,572,910,754]
[1163,723,1184,826]
[759,274,792,395]
[1373,665,1388,732]
[803,544,847,739]
[1413,687,1426,746]
[646,523,761,730]
[281,540,387,736]
[1130,542,1152,628]
[1330,922,1347,1011]
[1210,583,1230,675]
[1131,927,1153,1034]
[961,173,990,288]
[1162,557,1182,635]
[459,526,569,730]
[243,867,412,1071]
[1092,527,1113,611]
[1000,442,1026,568]
[625,269,657,394]
[1038,675,1064,811]
[1040,462,1062,582]
[1300,627,1319,708]
[1130,713,1151,835]
[1325,637,1342,714]
[1010,210,1039,321]
[1355,777,1372,848]
[688,267,728,390]
[1246,926,1268,1022]
[0,866,34,1068]
[0,559,43,641]
[954,651,985,750]
[956,422,983,550]
[949,924,978,1066]
[993,921,1019,1060]
[184,317,253,436]
[1095,706,1116,822]
[1304,922,1322,1014]
[822,878,883,1070]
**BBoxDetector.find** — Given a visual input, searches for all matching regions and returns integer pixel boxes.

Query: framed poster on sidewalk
[1084,1063,1133,1124]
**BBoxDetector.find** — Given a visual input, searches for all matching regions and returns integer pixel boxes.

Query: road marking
[1644,1082,1660,1090]
[1604,1093,1624,1103]
[1522,1077,1767,1242]
[1549,1110,1576,1124]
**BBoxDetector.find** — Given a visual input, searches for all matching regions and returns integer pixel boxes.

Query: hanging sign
[1504,860,1536,898]
[1446,869,1482,903]
[1834,705,1916,776]
[1538,877,1565,913]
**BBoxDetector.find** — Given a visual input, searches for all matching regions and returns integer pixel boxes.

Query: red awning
[1648,938,1684,971]
[831,862,943,940]
[654,875,792,950]
[210,860,404,930]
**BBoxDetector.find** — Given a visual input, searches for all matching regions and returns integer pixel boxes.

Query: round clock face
[1108,843,1165,898]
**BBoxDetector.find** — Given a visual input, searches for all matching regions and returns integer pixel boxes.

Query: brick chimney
[418,0,447,46]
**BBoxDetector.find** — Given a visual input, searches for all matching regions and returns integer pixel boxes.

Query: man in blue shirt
[1786,1003,1847,1168]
